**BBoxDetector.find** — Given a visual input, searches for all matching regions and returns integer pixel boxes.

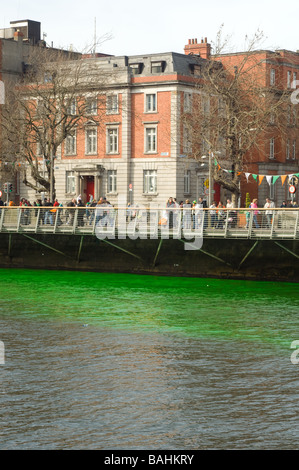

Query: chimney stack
[184,37,211,59]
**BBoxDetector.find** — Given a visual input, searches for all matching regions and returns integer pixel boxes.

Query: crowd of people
[0,193,298,230]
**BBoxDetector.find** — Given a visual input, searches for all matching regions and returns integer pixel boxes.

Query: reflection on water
[0,269,299,449]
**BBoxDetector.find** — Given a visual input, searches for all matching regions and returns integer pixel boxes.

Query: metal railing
[0,206,298,240]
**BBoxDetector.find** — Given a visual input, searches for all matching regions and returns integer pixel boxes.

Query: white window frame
[67,99,77,116]
[270,69,276,86]
[85,127,97,155]
[184,92,192,113]
[287,71,292,89]
[184,170,191,194]
[106,127,119,154]
[86,97,97,115]
[202,95,210,115]
[292,139,296,160]
[293,72,297,84]
[143,169,157,194]
[64,129,77,156]
[269,137,275,159]
[107,170,117,193]
[145,93,157,113]
[66,171,76,194]
[107,94,119,114]
[145,126,157,153]
[183,125,192,155]
[269,180,275,200]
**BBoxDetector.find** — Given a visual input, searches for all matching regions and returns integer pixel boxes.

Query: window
[36,100,45,118]
[184,170,191,194]
[107,127,119,154]
[143,170,157,193]
[270,69,276,86]
[107,170,117,193]
[183,125,192,155]
[67,99,77,115]
[86,97,97,115]
[44,72,53,83]
[151,61,165,73]
[130,63,143,75]
[202,95,210,114]
[287,71,292,89]
[145,127,157,153]
[145,93,157,112]
[85,128,97,154]
[293,140,296,160]
[269,112,275,125]
[36,139,42,156]
[107,94,118,114]
[293,72,297,85]
[65,130,76,156]
[184,92,192,113]
[190,64,201,76]
[66,171,75,194]
[270,138,275,159]
[218,98,226,117]
[269,180,275,200]
[286,139,290,160]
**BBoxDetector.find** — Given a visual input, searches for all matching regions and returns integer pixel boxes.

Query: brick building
[184,38,299,206]
[1,23,298,207]
[18,48,209,207]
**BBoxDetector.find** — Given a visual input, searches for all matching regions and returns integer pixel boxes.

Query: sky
[1,0,298,56]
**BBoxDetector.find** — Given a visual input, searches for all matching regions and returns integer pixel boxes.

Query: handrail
[0,206,298,240]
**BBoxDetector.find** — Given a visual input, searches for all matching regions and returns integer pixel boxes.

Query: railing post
[0,207,5,231]
[294,210,299,239]
[224,209,229,238]
[35,208,40,233]
[17,208,22,232]
[270,211,275,239]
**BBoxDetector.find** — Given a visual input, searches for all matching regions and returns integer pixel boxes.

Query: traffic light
[9,183,13,192]
[3,182,7,193]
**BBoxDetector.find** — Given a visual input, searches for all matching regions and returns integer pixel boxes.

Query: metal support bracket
[98,238,143,261]
[152,239,163,267]
[275,241,299,260]
[238,241,259,268]
[21,234,71,258]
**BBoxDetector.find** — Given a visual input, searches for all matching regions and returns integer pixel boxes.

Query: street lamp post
[200,151,213,206]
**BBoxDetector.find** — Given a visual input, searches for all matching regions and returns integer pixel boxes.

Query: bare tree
[0,43,115,202]
[182,29,292,204]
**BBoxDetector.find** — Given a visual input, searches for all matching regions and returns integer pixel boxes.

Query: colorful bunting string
[213,156,299,186]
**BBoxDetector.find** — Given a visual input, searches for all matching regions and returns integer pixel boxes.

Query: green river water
[0,269,298,449]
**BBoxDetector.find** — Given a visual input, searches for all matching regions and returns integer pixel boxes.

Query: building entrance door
[84,176,95,202]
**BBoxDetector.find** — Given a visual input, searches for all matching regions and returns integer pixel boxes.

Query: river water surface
[0,269,298,450]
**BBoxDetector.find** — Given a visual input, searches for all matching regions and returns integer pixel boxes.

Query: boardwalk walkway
[0,206,298,241]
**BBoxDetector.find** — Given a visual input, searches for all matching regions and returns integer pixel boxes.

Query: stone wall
[0,234,298,282]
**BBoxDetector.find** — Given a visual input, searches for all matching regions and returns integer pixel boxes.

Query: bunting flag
[210,153,299,186]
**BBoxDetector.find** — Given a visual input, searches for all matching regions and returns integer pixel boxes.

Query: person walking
[250,198,260,228]
[264,198,275,228]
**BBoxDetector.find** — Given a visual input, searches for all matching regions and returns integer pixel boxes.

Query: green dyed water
[1,269,298,347]
[0,269,299,449]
